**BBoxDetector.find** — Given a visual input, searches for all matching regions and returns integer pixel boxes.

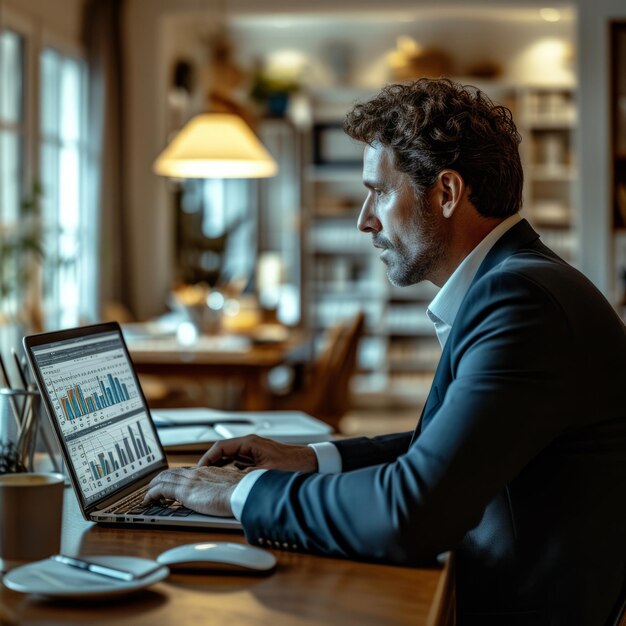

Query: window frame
[0,4,97,327]
[39,43,91,327]
[0,6,36,209]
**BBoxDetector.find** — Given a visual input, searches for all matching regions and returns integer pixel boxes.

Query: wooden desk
[0,486,455,626]
[128,335,309,411]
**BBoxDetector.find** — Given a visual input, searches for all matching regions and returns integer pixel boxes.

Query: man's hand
[197,435,318,473]
[143,465,242,517]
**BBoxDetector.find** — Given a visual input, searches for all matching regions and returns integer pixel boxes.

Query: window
[39,48,91,328]
[0,28,25,322]
[0,8,95,332]
[176,178,257,288]
[0,29,24,223]
[201,178,257,284]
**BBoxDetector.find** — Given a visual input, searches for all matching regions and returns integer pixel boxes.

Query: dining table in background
[126,330,312,411]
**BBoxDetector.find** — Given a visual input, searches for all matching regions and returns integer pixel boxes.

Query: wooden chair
[271,311,365,432]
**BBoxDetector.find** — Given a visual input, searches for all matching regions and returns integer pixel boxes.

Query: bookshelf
[518,86,578,264]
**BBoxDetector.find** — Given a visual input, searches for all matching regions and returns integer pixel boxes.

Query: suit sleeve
[333,432,413,471]
[240,270,584,565]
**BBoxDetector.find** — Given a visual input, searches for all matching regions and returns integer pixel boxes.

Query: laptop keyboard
[108,488,193,517]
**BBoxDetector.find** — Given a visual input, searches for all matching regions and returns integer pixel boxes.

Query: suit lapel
[410,339,451,444]
[409,219,541,445]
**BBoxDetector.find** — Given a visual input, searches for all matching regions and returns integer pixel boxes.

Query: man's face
[357,144,448,287]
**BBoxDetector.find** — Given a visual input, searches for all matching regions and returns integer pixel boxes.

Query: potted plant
[249,65,302,118]
[0,183,45,332]
[0,183,46,474]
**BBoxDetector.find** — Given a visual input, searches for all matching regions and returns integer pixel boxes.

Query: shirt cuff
[308,442,342,473]
[230,443,342,520]
[230,469,267,521]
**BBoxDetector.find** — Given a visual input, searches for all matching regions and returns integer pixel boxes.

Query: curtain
[82,0,133,320]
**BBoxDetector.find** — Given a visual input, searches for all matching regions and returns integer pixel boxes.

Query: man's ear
[437,170,466,219]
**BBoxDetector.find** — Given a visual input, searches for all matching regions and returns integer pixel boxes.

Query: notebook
[23,321,241,531]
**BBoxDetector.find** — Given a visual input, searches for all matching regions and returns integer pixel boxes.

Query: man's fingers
[143,477,181,504]
[141,466,241,518]
[143,484,166,504]
[197,442,227,466]
[147,466,188,488]
[212,457,236,467]
[144,468,194,503]
[197,436,263,467]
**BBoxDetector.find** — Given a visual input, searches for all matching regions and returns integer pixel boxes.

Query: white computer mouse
[156,542,277,573]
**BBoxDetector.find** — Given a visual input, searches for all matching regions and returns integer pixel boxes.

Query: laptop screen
[27,327,166,507]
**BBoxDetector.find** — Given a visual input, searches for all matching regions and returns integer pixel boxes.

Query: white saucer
[2,555,169,599]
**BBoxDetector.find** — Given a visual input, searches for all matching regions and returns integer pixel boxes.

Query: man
[146,79,626,626]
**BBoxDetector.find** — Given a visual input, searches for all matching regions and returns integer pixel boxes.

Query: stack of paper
[152,408,333,451]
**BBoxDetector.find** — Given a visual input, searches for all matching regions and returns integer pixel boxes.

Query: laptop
[23,321,241,531]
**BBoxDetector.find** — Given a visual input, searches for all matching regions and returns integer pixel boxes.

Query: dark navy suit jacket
[241,220,626,626]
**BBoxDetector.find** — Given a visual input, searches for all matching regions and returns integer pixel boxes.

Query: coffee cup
[0,472,65,571]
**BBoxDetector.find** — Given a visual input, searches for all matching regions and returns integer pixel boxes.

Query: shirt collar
[427,213,522,335]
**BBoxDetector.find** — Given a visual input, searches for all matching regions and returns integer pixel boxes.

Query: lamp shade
[153,113,279,179]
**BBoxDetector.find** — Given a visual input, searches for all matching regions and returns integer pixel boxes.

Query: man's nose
[357,198,381,233]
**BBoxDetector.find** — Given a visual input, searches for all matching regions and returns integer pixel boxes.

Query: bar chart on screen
[58,372,133,421]
[47,357,142,436]
[68,416,158,494]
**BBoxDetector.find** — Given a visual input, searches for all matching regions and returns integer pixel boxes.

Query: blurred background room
[1,0,625,436]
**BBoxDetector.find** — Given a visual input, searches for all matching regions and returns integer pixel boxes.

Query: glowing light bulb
[540,8,561,22]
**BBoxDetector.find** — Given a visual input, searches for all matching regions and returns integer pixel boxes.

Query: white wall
[123,0,176,319]
[578,0,626,298]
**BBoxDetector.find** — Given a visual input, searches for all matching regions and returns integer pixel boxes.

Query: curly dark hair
[343,78,523,218]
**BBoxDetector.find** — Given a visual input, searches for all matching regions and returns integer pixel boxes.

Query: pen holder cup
[0,388,41,474]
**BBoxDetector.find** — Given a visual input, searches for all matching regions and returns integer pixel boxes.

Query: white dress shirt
[230,213,523,520]
[427,213,521,350]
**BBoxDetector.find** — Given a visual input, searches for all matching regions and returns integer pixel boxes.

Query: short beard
[384,192,448,287]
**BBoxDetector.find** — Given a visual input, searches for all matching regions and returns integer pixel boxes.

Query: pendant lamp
[153,112,278,179]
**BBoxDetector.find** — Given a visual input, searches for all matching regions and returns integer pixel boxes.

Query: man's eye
[374,188,383,196]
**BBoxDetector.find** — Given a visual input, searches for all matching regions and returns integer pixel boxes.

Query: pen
[51,554,162,582]
[0,353,23,432]
[11,349,28,389]
[11,348,62,474]
[0,353,14,389]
